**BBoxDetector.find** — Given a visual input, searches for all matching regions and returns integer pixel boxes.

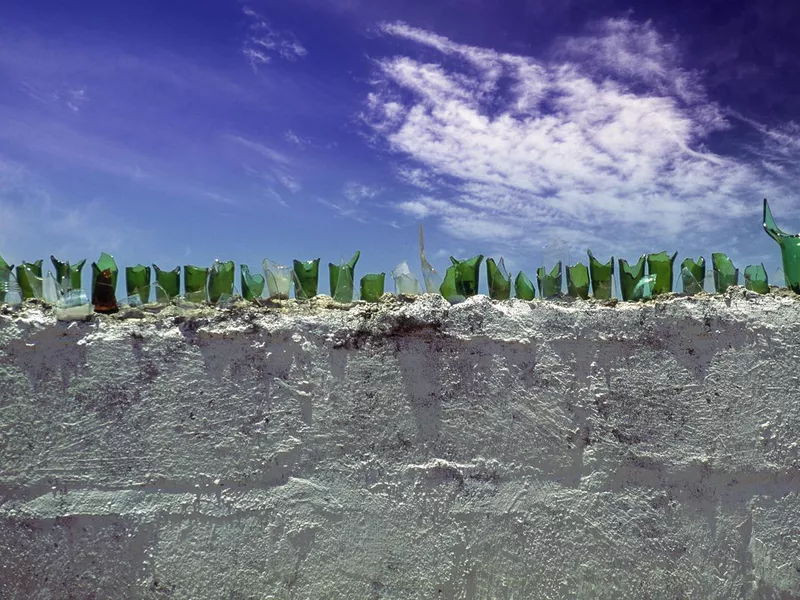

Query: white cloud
[343,181,380,201]
[366,19,784,251]
[242,6,307,71]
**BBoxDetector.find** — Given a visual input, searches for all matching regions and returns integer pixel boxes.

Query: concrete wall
[1,292,799,599]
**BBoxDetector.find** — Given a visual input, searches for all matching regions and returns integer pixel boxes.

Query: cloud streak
[242,6,308,71]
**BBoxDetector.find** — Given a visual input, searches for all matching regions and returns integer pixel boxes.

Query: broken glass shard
[293,258,320,299]
[774,267,786,288]
[587,250,614,299]
[50,256,85,293]
[537,262,562,298]
[263,259,292,300]
[184,265,209,303]
[712,253,738,293]
[329,251,360,303]
[153,265,181,300]
[16,260,43,299]
[514,271,535,300]
[208,260,235,304]
[0,255,13,304]
[126,265,152,305]
[744,264,769,294]
[439,265,466,304]
[360,273,385,302]
[566,262,590,299]
[55,290,94,321]
[419,224,442,293]
[43,271,62,304]
[763,198,800,293]
[632,274,657,301]
[486,257,511,300]
[449,255,483,297]
[680,257,705,295]
[391,261,421,295]
[647,251,678,295]
[92,253,119,314]
[241,264,265,301]
[618,256,646,301]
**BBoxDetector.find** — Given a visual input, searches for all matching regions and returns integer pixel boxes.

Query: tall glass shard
[391,261,421,295]
[0,255,14,304]
[43,271,63,304]
[537,263,562,298]
[329,251,360,303]
[51,256,85,292]
[419,224,442,293]
[449,255,483,297]
[241,264,265,301]
[208,260,235,304]
[618,256,646,301]
[712,253,738,293]
[514,271,535,300]
[680,257,705,295]
[439,265,466,304]
[293,258,320,299]
[566,262,590,299]
[184,265,209,303]
[486,258,511,300]
[763,198,800,293]
[153,265,181,300]
[126,265,152,305]
[587,250,614,299]
[16,260,43,299]
[92,253,119,314]
[263,259,292,300]
[744,264,769,294]
[647,251,678,295]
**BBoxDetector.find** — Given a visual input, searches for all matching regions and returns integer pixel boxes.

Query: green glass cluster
[51,256,85,292]
[440,255,483,303]
[618,256,646,301]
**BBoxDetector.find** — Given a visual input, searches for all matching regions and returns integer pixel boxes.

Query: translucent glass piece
[680,257,705,295]
[360,273,385,302]
[1,271,22,306]
[542,238,570,271]
[292,258,320,300]
[537,262,562,299]
[241,264,265,301]
[391,261,421,295]
[329,251,360,303]
[184,265,209,303]
[566,262,590,299]
[263,259,292,300]
[55,290,94,321]
[647,251,678,295]
[514,271,535,300]
[0,254,13,304]
[763,198,800,293]
[744,264,769,294]
[439,265,466,304]
[43,271,62,304]
[153,265,181,300]
[419,224,442,293]
[126,265,152,305]
[91,253,119,314]
[587,250,614,299]
[774,267,786,288]
[618,255,646,301]
[712,253,738,293]
[215,285,241,308]
[486,258,511,300]
[16,260,43,299]
[448,255,483,297]
[50,256,85,293]
[632,274,657,301]
[208,260,235,305]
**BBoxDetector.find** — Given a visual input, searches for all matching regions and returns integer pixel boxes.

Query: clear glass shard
[774,267,786,288]
[263,259,293,300]
[537,262,562,298]
[744,264,769,294]
[419,224,442,293]
[486,257,511,300]
[43,270,63,304]
[55,290,94,321]
[542,237,570,272]
[1,271,22,306]
[391,261,421,295]
[632,274,657,301]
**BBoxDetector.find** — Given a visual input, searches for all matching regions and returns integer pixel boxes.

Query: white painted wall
[1,292,799,599]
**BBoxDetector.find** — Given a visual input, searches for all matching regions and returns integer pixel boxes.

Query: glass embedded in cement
[43,271,62,304]
[92,253,119,314]
[618,255,646,301]
[55,290,94,321]
[537,262,562,298]
[391,261,421,295]
[360,273,385,302]
[126,265,152,305]
[587,250,614,299]
[632,274,657,301]
[744,264,769,294]
[153,265,181,300]
[647,251,678,295]
[514,271,535,300]
[486,258,511,300]
[208,260,235,304]
[293,258,320,299]
[16,260,43,299]
[680,257,705,295]
[419,224,442,293]
[449,255,483,298]
[439,265,466,304]
[263,259,292,300]
[51,256,85,292]
[184,265,209,303]
[329,251,360,303]
[763,198,800,293]
[566,263,590,299]
[241,264,265,301]
[712,253,738,293]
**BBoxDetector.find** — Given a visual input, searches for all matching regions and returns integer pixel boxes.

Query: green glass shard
[537,262,562,298]
[587,250,614,299]
[329,251,360,303]
[293,258,320,299]
[711,253,738,293]
[263,259,292,300]
[618,255,646,301]
[50,256,85,292]
[153,265,181,300]
[360,273,385,302]
[439,265,466,304]
[0,254,9,271]
[184,265,209,303]
[486,257,511,300]
[744,264,769,294]
[449,255,483,297]
[514,271,535,300]
[208,260,235,304]
[647,251,678,295]
[419,224,442,293]
[632,274,657,301]
[0,265,13,305]
[241,264,265,301]
[680,257,705,295]
[763,198,800,293]
[91,253,119,314]
[16,260,43,299]
[126,265,152,305]
[566,262,590,299]
[391,261,421,295]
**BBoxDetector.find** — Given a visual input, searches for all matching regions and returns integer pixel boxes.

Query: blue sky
[2,0,800,291]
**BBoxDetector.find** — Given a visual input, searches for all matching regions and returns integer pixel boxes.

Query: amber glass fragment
[16,260,43,299]
[360,273,385,302]
[587,250,614,299]
[647,251,678,295]
[711,253,738,293]
[263,259,292,300]
[486,258,511,300]
[184,265,209,303]
[91,253,119,314]
[293,258,320,299]
[51,256,86,292]
[618,256,646,301]
[153,265,180,300]
[208,260,235,304]
[514,271,535,300]
[126,265,151,305]
[566,263,590,299]
[241,264,265,301]
[680,257,705,295]
[391,261,421,295]
[537,263,562,298]
[763,198,800,293]
[744,264,769,294]
[329,251,360,303]
[449,255,483,297]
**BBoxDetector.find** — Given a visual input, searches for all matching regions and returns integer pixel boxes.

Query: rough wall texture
[1,292,799,599]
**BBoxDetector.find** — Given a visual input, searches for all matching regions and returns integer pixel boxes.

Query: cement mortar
[0,290,799,599]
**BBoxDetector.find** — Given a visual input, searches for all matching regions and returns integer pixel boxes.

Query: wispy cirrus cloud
[365,19,785,253]
[242,6,308,71]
